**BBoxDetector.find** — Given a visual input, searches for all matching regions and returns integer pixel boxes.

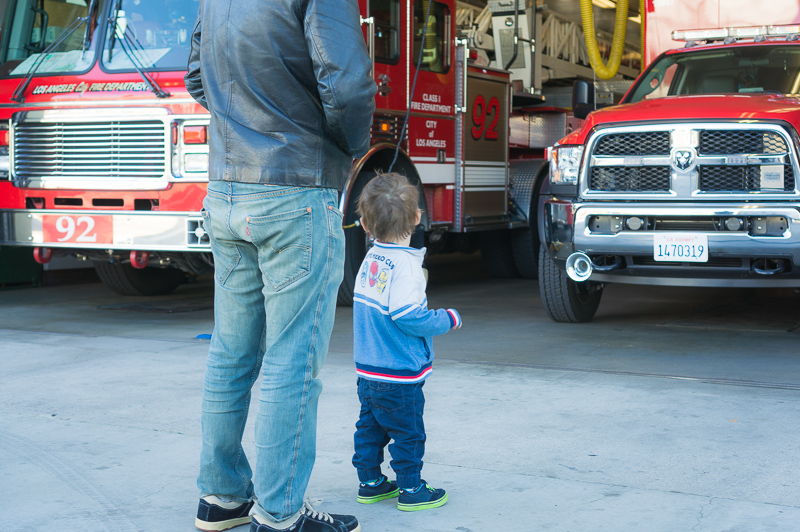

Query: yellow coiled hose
[580,0,629,79]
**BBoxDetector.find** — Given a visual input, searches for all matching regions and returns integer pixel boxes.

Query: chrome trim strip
[0,209,210,251]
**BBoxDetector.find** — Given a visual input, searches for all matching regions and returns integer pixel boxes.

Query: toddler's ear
[415,210,422,225]
[359,218,369,233]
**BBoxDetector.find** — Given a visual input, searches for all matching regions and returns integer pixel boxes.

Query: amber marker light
[183,125,208,144]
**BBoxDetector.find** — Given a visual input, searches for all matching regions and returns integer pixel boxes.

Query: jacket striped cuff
[446,308,461,329]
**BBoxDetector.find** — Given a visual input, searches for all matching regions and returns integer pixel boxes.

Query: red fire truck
[0,0,637,301]
[539,1,800,322]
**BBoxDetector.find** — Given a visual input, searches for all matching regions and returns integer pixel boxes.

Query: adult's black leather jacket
[185,0,376,189]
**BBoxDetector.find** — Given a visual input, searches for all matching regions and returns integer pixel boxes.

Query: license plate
[42,214,114,244]
[653,233,708,262]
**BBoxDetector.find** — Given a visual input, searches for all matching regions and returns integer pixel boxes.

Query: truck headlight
[549,145,584,185]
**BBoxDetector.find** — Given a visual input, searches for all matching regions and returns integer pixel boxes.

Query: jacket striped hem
[355,362,433,383]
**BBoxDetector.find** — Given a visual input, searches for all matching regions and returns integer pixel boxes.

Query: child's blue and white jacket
[353,241,461,384]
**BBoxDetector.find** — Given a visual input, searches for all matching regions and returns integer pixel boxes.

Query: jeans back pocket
[247,207,312,291]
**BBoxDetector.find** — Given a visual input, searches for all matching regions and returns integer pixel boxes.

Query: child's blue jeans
[352,378,426,489]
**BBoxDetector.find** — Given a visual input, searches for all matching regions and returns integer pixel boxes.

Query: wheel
[337,171,376,306]
[538,246,603,323]
[479,230,520,278]
[510,188,540,279]
[511,226,539,279]
[94,261,184,296]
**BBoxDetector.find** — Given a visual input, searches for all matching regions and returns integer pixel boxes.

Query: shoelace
[301,499,333,524]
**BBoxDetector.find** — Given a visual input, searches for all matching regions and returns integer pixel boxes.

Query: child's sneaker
[356,475,400,504]
[195,495,254,531]
[397,481,447,511]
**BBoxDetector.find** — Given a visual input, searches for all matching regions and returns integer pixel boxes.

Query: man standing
[185,1,375,531]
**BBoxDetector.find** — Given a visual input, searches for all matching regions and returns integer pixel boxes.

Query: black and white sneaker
[251,499,360,532]
[196,495,255,531]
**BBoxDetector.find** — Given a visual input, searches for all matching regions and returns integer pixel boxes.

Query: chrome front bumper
[542,200,800,287]
[0,209,211,251]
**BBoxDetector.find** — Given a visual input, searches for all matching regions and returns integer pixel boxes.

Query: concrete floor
[2,252,800,532]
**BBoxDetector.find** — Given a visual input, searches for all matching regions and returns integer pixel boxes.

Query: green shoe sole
[397,492,448,512]
[357,488,400,504]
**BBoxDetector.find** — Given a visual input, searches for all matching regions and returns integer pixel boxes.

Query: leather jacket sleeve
[185,6,207,110]
[305,0,376,159]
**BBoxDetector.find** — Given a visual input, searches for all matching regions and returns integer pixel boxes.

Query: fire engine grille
[593,131,670,156]
[699,130,787,155]
[13,120,167,179]
[699,165,795,192]
[590,166,671,192]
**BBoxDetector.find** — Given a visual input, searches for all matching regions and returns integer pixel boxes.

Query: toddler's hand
[446,309,462,330]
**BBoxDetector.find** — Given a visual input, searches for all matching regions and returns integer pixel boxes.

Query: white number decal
[75,216,98,242]
[55,216,76,241]
[54,215,98,242]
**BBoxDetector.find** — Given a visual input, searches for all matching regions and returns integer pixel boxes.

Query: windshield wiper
[106,0,122,61]
[115,26,170,98]
[81,0,99,55]
[11,12,92,102]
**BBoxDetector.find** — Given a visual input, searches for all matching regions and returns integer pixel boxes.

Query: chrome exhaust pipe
[565,252,593,282]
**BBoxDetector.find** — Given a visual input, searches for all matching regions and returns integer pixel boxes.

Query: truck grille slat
[699,130,787,155]
[13,120,167,180]
[699,165,796,192]
[590,166,671,191]
[594,131,671,156]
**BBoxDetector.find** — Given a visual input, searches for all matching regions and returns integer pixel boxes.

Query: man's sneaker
[397,481,448,512]
[196,495,254,531]
[357,475,400,504]
[251,499,360,532]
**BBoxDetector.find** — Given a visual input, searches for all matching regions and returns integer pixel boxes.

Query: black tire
[337,172,376,306]
[511,226,539,279]
[538,246,602,323]
[94,262,184,296]
[479,230,520,278]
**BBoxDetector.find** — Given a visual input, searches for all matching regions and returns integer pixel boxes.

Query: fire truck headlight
[184,153,209,173]
[550,145,583,186]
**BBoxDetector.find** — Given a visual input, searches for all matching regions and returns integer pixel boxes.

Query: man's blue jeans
[352,378,426,490]
[197,181,345,522]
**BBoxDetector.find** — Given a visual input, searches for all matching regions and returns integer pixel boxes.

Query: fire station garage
[1,0,800,531]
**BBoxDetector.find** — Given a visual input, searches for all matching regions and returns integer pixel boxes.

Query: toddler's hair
[357,172,420,243]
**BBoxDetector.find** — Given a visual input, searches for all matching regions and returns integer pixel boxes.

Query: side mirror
[572,80,595,120]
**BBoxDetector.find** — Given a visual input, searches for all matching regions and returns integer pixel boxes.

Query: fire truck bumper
[542,199,800,287]
[0,209,211,252]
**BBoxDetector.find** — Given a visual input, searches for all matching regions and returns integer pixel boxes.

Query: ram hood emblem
[672,149,695,171]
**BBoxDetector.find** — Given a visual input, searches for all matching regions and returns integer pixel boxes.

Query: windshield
[0,0,103,77]
[102,0,197,71]
[626,45,800,104]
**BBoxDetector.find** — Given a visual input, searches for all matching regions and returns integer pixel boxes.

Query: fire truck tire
[337,171,376,306]
[511,226,539,279]
[479,230,520,278]
[93,262,185,296]
[538,246,602,323]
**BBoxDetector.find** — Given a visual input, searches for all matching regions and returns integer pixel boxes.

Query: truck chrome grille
[13,120,167,179]
[585,124,798,198]
[591,166,671,191]
[594,131,670,156]
[699,165,795,192]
